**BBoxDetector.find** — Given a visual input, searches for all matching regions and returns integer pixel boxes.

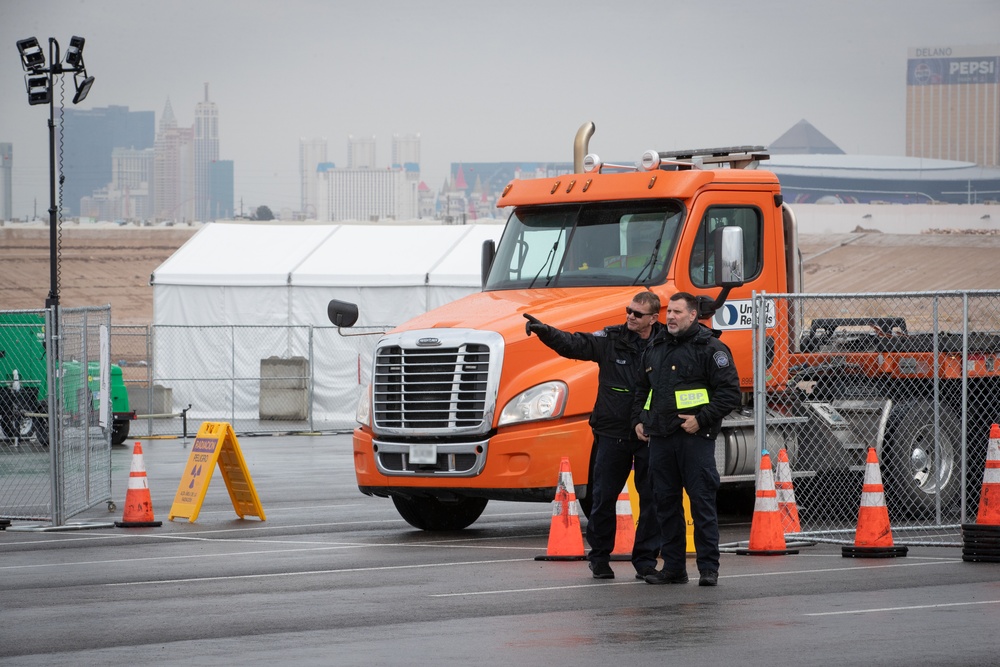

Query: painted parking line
[805,599,1000,616]
[106,558,534,586]
[99,552,961,595]
[0,532,547,572]
[431,558,964,597]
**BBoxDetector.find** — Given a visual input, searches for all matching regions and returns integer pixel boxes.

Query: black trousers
[585,433,659,571]
[647,431,721,574]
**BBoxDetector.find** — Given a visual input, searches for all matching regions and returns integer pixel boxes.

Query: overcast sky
[2,0,998,219]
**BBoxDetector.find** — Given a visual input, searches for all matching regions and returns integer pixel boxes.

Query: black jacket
[534,322,659,439]
[631,322,741,439]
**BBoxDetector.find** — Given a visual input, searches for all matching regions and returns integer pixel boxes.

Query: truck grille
[373,343,491,430]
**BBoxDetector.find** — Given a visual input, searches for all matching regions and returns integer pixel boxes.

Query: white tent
[149,222,504,430]
[151,223,339,326]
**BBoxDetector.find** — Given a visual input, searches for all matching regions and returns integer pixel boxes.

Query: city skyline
[2,0,999,220]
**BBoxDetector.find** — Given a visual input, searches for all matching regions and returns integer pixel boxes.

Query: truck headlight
[356,383,372,427]
[498,381,567,426]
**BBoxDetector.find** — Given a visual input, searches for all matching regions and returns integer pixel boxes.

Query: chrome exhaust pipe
[573,122,595,173]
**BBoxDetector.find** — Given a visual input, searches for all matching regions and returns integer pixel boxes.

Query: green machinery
[0,312,134,446]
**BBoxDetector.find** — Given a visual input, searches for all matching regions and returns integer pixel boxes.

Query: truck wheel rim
[908,424,953,495]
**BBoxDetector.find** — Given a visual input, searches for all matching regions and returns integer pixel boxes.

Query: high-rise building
[194,83,220,221]
[153,99,195,222]
[0,143,11,221]
[316,166,418,222]
[300,138,328,218]
[906,45,1000,166]
[391,133,420,169]
[80,146,154,220]
[61,105,155,216]
[347,135,377,169]
[209,160,234,220]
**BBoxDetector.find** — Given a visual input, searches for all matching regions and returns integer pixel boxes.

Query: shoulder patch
[713,351,730,368]
[593,330,607,337]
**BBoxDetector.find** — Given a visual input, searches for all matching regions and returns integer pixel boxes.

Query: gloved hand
[524,313,546,337]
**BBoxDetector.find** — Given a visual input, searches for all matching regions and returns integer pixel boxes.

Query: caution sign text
[168,421,266,523]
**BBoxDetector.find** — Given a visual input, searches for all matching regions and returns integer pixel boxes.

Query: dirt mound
[0,224,198,324]
[2,224,996,325]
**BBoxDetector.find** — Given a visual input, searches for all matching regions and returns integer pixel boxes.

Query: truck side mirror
[697,226,746,320]
[715,226,745,288]
[327,299,359,328]
[481,239,496,289]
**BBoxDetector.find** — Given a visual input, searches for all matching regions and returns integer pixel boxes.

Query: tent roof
[152,222,504,288]
[293,224,502,287]
[151,223,337,286]
[428,224,503,286]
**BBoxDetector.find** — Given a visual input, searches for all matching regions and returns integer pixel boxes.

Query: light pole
[16,37,96,523]
[16,35,95,312]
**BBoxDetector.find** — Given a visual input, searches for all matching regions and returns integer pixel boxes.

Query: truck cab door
[675,193,785,390]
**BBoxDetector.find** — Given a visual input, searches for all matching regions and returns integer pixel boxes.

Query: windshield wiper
[528,240,559,289]
[632,237,661,285]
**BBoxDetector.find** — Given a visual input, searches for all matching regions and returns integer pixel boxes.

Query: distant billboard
[908,55,999,85]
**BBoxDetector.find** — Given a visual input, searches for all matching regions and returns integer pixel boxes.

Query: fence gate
[0,306,113,525]
[753,290,1000,547]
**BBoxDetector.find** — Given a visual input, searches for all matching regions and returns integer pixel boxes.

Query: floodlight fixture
[25,74,51,105]
[73,74,95,104]
[14,33,97,319]
[16,37,45,70]
[64,35,85,67]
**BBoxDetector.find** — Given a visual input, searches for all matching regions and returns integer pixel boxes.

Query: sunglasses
[626,307,656,318]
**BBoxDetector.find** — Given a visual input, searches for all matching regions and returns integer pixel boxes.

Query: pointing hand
[524,313,546,337]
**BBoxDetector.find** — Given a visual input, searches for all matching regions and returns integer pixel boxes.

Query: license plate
[409,443,437,464]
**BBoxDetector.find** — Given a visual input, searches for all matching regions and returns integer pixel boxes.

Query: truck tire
[4,415,34,441]
[32,417,50,447]
[883,398,960,516]
[27,402,49,447]
[391,495,489,531]
[111,420,130,447]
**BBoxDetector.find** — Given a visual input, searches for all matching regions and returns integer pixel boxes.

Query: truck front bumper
[353,415,594,502]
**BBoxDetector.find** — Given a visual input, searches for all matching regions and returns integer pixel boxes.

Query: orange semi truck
[329,123,1000,531]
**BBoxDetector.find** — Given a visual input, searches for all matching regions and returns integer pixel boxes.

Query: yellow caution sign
[626,470,696,555]
[168,421,266,523]
[681,489,696,555]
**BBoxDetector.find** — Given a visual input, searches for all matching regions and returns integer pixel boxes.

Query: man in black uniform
[633,292,740,587]
[524,291,661,580]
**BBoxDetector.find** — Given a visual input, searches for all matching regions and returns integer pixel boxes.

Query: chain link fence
[110,324,386,439]
[753,290,1000,546]
[1,306,113,524]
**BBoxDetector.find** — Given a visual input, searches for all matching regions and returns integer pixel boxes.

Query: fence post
[308,325,315,433]
[752,291,766,486]
[46,307,62,526]
[146,324,154,438]
[961,292,970,524]
[231,325,236,429]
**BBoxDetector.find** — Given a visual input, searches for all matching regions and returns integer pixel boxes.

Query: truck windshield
[485,200,683,290]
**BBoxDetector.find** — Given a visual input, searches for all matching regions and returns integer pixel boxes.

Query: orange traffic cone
[610,483,635,560]
[115,442,162,528]
[963,425,1000,562]
[975,424,1000,524]
[775,448,801,533]
[535,457,586,561]
[736,450,798,555]
[843,448,907,558]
